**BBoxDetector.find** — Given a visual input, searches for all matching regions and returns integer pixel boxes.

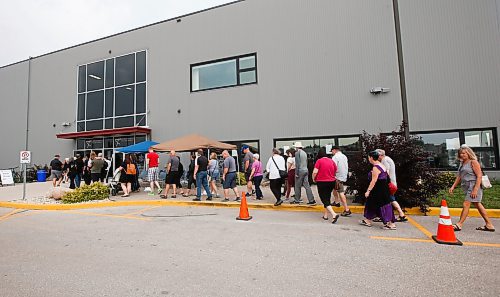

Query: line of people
[49,152,111,189]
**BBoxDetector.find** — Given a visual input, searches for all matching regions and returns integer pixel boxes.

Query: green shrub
[345,123,452,213]
[237,172,247,185]
[62,183,109,204]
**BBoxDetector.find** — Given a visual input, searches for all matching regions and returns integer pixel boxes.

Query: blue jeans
[75,173,81,188]
[196,171,212,198]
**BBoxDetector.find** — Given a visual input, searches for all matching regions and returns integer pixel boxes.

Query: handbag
[481,173,492,189]
[272,157,288,179]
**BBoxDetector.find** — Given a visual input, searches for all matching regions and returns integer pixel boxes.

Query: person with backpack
[117,154,137,197]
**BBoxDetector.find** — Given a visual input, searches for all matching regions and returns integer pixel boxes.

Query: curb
[0,200,499,218]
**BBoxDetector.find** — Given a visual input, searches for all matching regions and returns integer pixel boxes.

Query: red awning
[56,127,151,139]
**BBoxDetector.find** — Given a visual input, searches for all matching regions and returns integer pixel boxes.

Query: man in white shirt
[331,146,351,216]
[376,149,407,222]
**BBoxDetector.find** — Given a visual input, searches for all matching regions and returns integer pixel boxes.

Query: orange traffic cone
[432,200,462,246]
[236,192,252,221]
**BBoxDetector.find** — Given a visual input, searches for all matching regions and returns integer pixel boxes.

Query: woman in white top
[266,148,286,206]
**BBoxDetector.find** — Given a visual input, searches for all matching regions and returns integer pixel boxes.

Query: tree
[345,124,449,213]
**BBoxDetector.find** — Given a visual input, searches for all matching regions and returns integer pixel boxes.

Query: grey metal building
[1,0,499,175]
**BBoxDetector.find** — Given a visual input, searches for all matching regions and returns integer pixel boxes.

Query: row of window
[77,51,147,132]
[273,128,498,170]
[77,52,258,132]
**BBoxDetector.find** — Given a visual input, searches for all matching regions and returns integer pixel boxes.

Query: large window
[414,128,498,170]
[191,53,257,92]
[77,51,147,132]
[274,135,361,160]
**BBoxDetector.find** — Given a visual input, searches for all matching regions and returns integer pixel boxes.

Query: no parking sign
[20,151,31,164]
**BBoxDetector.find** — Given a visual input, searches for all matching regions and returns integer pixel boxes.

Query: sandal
[322,216,328,220]
[452,224,462,232]
[359,220,372,227]
[171,195,176,198]
[372,217,382,222]
[121,194,129,197]
[331,214,340,224]
[159,194,166,199]
[182,194,189,197]
[476,226,495,232]
[382,225,397,230]
[396,216,408,222]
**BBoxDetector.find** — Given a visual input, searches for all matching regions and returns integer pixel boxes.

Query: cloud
[0,0,234,67]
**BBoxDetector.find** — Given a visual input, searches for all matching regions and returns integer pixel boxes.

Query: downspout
[392,0,410,138]
[25,57,32,150]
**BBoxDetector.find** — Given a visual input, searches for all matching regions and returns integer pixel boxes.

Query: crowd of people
[48,142,494,232]
[49,153,111,189]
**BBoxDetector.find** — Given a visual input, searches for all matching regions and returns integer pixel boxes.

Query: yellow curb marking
[407,216,434,239]
[371,236,500,248]
[0,209,25,221]
[63,210,151,221]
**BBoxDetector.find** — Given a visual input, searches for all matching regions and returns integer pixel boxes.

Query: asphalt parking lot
[1,205,499,297]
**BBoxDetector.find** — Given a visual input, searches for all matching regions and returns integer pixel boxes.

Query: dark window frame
[411,127,499,170]
[190,53,257,92]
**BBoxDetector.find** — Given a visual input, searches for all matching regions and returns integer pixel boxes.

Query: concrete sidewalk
[1,181,499,218]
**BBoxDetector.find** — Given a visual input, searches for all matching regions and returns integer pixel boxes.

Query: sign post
[20,151,31,200]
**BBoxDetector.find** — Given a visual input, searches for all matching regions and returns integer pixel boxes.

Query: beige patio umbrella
[151,134,236,152]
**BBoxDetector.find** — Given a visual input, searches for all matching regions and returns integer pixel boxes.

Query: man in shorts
[221,150,240,202]
[49,155,63,187]
[331,146,351,216]
[146,147,162,196]
[164,150,181,198]
[242,145,254,197]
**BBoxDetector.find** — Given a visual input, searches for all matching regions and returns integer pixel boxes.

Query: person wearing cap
[376,149,407,222]
[292,142,316,205]
[49,154,63,187]
[331,146,351,216]
[241,145,254,197]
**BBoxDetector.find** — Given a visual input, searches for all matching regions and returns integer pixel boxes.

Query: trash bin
[37,170,47,182]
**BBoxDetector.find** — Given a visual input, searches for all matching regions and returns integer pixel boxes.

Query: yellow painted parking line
[462,241,500,248]
[407,216,434,239]
[371,236,434,243]
[371,236,500,248]
[63,210,151,221]
[123,206,162,216]
[0,209,25,221]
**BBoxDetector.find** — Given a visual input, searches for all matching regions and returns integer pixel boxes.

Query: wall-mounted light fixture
[370,87,391,95]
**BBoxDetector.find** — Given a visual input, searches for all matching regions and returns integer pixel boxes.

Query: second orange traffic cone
[432,199,462,246]
[236,192,252,221]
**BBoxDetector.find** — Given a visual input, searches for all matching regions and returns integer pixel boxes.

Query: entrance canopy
[152,134,236,152]
[116,140,159,153]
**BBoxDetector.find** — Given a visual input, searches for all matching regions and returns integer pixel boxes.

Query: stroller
[109,168,122,196]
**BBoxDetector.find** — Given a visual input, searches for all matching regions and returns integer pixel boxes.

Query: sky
[0,0,236,67]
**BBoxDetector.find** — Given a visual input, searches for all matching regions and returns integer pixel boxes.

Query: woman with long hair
[208,152,220,198]
[449,145,495,232]
[117,154,137,197]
